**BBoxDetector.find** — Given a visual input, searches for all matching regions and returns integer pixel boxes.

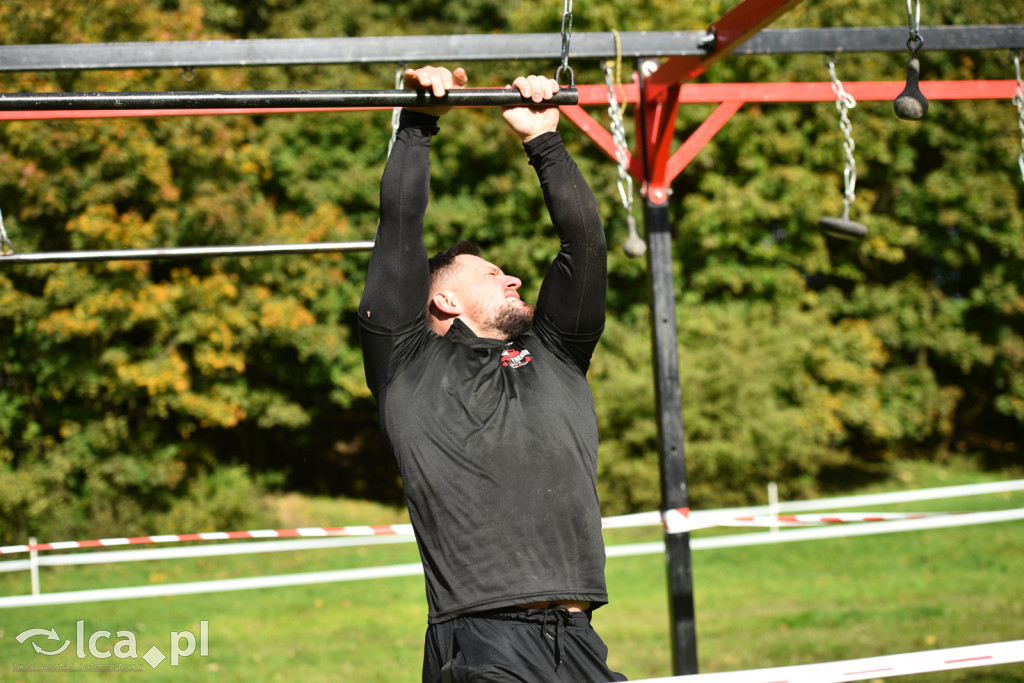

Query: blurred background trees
[1,0,1021,542]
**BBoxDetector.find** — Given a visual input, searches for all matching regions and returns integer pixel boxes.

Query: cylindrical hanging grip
[0,87,578,111]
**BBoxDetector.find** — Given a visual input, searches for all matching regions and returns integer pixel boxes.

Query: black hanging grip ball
[894,57,929,121]
[819,217,868,240]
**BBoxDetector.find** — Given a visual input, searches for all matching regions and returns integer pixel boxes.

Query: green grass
[1,458,1022,682]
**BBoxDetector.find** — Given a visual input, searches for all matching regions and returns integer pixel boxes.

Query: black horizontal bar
[0,241,375,264]
[0,87,577,112]
[0,27,1020,74]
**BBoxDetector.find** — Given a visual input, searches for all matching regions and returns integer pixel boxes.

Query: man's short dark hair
[430,240,481,288]
[428,241,481,277]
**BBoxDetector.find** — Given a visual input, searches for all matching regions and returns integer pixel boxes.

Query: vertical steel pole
[643,197,699,675]
[637,66,699,674]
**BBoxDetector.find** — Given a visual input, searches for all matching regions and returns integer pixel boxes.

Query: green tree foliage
[0,0,1021,542]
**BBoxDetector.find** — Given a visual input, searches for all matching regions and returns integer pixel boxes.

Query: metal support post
[643,197,699,675]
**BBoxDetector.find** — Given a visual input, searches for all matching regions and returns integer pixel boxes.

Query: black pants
[423,606,628,683]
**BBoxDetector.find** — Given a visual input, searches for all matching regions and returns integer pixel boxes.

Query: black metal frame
[3,21,1023,677]
[0,31,704,71]
[0,27,1020,73]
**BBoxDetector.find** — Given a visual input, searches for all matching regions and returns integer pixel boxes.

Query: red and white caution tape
[728,512,948,526]
[0,524,414,556]
[632,639,1024,682]
[0,511,963,555]
[4,478,1023,556]
[657,509,955,535]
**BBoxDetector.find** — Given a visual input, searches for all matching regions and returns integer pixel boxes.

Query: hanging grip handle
[819,216,868,240]
[894,56,929,121]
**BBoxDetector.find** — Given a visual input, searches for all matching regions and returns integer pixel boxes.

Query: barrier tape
[661,510,956,534]
[0,512,960,556]
[4,478,1022,556]
[0,524,414,555]
[632,639,1024,682]
[2,508,1023,606]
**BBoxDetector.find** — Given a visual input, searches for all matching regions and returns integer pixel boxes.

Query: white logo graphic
[15,620,208,670]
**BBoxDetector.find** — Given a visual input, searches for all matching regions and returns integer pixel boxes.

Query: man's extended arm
[357,109,436,395]
[359,109,435,327]
[358,67,467,394]
[501,75,607,340]
[529,132,607,338]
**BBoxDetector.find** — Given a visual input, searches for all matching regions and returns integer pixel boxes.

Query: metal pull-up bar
[0,241,375,264]
[0,87,577,112]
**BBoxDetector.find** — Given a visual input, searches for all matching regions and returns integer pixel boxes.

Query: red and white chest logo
[500,348,533,369]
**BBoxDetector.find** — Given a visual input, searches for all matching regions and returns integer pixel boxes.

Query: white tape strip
[699,479,1024,518]
[603,507,1024,557]
[0,523,418,555]
[0,562,426,609]
[0,535,415,573]
[630,640,1024,682]
[663,508,693,534]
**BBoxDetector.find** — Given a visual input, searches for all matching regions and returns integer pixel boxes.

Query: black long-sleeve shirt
[358,110,608,624]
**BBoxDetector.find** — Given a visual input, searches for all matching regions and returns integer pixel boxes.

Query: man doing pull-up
[358,65,626,683]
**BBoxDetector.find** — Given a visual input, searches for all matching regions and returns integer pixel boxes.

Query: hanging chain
[1013,50,1024,183]
[604,43,645,257]
[905,0,924,54]
[604,59,645,257]
[0,206,14,255]
[386,62,406,160]
[826,54,858,219]
[604,56,632,217]
[555,0,575,87]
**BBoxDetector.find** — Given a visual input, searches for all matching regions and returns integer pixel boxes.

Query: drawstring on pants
[541,605,572,670]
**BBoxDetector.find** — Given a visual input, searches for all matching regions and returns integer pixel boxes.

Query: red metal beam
[675,79,1019,102]
[566,79,1019,185]
[637,0,806,204]
[560,105,620,162]
[8,78,1009,189]
[558,104,643,180]
[6,80,1013,186]
[572,79,1017,105]
[0,80,1013,121]
[648,0,806,88]
[640,82,683,204]
[664,100,744,185]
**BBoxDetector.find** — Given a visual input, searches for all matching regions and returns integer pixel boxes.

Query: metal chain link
[555,0,575,87]
[905,0,924,54]
[1013,50,1024,183]
[604,61,632,217]
[0,206,14,255]
[603,58,645,257]
[386,62,406,160]
[826,54,858,219]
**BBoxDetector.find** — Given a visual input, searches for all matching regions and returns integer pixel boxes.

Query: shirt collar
[444,318,511,348]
